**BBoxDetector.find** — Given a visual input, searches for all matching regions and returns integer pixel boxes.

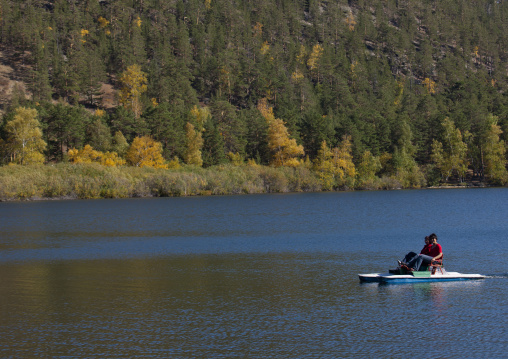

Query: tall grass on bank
[0,163,324,201]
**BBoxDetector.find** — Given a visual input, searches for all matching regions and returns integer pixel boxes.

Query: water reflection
[1,190,507,357]
[0,255,505,358]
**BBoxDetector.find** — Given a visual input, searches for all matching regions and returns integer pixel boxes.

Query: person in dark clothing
[398,236,431,266]
[398,234,442,272]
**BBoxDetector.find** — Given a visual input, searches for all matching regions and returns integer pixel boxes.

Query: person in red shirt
[427,234,443,261]
[420,236,432,255]
[399,233,442,271]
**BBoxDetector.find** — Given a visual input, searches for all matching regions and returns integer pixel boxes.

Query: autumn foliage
[0,1,507,191]
[125,136,167,169]
[118,64,148,118]
[184,122,204,166]
[313,138,356,190]
[68,145,126,167]
[257,98,304,167]
[4,107,47,165]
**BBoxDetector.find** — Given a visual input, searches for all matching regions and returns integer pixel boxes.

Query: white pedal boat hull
[359,271,485,283]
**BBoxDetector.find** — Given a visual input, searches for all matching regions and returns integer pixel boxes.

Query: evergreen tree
[30,40,52,103]
[210,99,246,156]
[357,150,382,188]
[39,104,91,161]
[141,102,187,159]
[202,118,227,167]
[86,116,112,152]
[111,131,129,157]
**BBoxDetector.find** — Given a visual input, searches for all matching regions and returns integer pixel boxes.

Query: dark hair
[429,233,437,241]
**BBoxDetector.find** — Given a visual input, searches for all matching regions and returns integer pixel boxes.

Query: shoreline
[0,181,495,203]
[0,163,499,202]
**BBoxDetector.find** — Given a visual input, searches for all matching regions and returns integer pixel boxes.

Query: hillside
[0,0,507,187]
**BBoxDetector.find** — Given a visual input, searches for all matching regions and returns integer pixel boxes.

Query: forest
[0,0,507,200]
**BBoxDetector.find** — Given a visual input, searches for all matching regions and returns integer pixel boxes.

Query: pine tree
[393,121,426,188]
[202,118,227,167]
[30,40,52,103]
[39,104,91,161]
[210,100,246,155]
[86,116,112,152]
[357,150,382,188]
[111,131,129,157]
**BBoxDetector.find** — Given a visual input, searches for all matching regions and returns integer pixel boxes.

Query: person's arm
[432,252,443,261]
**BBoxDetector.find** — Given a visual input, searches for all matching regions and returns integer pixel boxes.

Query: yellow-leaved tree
[100,151,127,167]
[184,105,210,166]
[68,144,126,167]
[307,44,323,81]
[227,152,243,166]
[422,78,436,94]
[346,12,356,31]
[189,105,210,131]
[5,107,47,165]
[333,136,356,188]
[257,98,304,167]
[313,140,335,190]
[126,136,167,168]
[68,145,101,163]
[184,122,204,166]
[482,116,508,185]
[118,64,147,118]
[313,138,356,190]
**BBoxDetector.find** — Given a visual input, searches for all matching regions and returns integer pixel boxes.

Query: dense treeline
[0,0,507,194]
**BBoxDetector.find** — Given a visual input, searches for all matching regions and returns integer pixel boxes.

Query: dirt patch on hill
[0,45,117,114]
[100,83,117,109]
[0,48,32,115]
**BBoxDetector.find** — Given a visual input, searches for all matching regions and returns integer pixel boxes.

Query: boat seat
[428,257,444,274]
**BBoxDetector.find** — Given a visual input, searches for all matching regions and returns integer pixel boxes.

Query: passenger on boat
[420,236,432,255]
[399,236,432,265]
[399,234,442,272]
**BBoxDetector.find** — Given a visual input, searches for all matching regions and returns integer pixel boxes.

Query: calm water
[0,189,507,358]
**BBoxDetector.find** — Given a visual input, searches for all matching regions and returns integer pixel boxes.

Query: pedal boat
[359,270,485,283]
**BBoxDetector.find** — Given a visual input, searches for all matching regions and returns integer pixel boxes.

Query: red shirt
[420,244,432,255]
[428,243,442,258]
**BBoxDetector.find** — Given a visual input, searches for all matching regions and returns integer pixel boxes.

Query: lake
[0,188,507,358]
